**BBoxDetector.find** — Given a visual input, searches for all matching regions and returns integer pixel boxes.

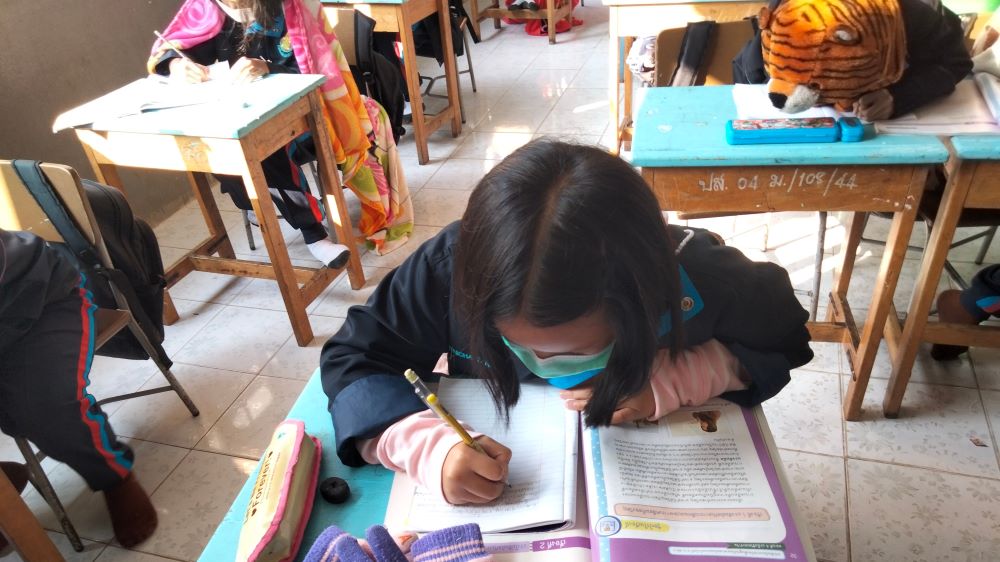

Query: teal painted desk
[632,86,950,421]
[884,134,1000,418]
[604,0,766,153]
[64,74,366,346]
[199,370,393,561]
[321,0,462,164]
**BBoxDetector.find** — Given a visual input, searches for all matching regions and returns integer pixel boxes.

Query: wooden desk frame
[0,470,62,561]
[471,0,575,45]
[606,0,763,153]
[880,149,1000,418]
[641,163,929,421]
[324,0,462,164]
[76,89,365,347]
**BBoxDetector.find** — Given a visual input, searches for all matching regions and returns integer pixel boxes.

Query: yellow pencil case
[236,419,322,562]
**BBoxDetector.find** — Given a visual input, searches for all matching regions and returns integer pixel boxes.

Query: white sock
[307,238,350,268]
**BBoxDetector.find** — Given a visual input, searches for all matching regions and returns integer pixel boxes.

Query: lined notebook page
[390,379,578,533]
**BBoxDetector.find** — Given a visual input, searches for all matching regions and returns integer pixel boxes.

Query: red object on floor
[502,0,583,36]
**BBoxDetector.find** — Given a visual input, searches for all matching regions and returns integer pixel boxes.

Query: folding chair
[1,160,199,552]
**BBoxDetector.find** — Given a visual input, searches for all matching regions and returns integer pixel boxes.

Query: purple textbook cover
[582,400,811,562]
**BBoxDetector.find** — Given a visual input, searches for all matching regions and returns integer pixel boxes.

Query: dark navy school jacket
[0,230,81,356]
[320,222,813,467]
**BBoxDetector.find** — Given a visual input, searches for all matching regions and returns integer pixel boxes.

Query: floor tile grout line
[837,356,853,562]
[843,454,1000,482]
[975,384,1000,473]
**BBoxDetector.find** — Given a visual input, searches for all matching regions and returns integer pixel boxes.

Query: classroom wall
[0,0,190,226]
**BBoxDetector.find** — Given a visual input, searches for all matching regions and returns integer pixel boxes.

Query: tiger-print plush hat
[760,0,907,113]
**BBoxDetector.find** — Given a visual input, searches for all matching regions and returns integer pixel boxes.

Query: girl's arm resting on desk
[646,340,747,420]
[359,410,482,502]
[321,224,457,467]
[561,339,747,423]
[888,0,973,118]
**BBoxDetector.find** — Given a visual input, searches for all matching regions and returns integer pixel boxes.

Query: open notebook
[52,62,238,132]
[384,382,814,561]
[384,379,580,534]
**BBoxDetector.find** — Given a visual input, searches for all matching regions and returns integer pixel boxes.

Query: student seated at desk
[150,0,376,266]
[735,0,972,121]
[321,140,814,505]
[0,230,157,549]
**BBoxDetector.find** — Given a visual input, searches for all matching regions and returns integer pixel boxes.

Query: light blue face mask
[501,336,614,389]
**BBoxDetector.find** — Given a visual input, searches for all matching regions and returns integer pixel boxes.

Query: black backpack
[12,161,169,363]
[731,0,783,84]
[351,11,406,143]
[411,0,478,64]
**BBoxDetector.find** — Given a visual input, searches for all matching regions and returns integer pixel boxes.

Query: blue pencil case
[726,117,840,145]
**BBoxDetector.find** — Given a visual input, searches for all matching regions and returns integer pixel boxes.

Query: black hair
[234,0,283,53]
[453,139,683,427]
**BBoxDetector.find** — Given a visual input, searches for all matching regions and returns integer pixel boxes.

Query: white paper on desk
[208,60,232,81]
[384,379,579,534]
[731,84,843,120]
[875,78,1000,135]
[53,75,244,131]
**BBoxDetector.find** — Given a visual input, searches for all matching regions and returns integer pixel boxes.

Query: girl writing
[321,139,813,505]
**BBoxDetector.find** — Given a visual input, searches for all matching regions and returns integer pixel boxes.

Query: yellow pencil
[426,393,488,454]
[403,369,487,455]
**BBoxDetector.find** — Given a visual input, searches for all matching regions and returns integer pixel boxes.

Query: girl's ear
[758,7,772,29]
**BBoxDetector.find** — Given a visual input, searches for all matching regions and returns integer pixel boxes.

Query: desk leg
[546,0,556,44]
[468,0,482,38]
[828,211,866,323]
[163,294,180,326]
[843,169,925,421]
[438,0,463,135]
[884,162,974,418]
[187,172,235,260]
[81,142,124,190]
[621,36,634,149]
[609,14,621,155]
[0,470,63,561]
[400,5,431,164]
[240,147,313,345]
[307,91,366,290]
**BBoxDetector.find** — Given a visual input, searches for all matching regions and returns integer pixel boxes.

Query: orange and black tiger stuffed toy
[735,0,972,119]
[759,0,907,113]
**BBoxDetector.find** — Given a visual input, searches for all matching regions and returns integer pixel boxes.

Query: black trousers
[217,146,328,244]
[0,275,133,491]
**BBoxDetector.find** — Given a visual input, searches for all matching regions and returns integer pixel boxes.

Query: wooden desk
[605,0,764,153]
[322,0,462,165]
[0,469,63,561]
[632,86,949,421]
[882,135,1000,418]
[199,369,810,561]
[68,75,366,347]
[472,0,575,45]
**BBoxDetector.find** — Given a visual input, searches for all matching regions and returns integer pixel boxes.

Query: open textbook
[384,380,814,561]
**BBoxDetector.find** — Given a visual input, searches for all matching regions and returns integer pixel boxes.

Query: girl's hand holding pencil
[403,369,512,505]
